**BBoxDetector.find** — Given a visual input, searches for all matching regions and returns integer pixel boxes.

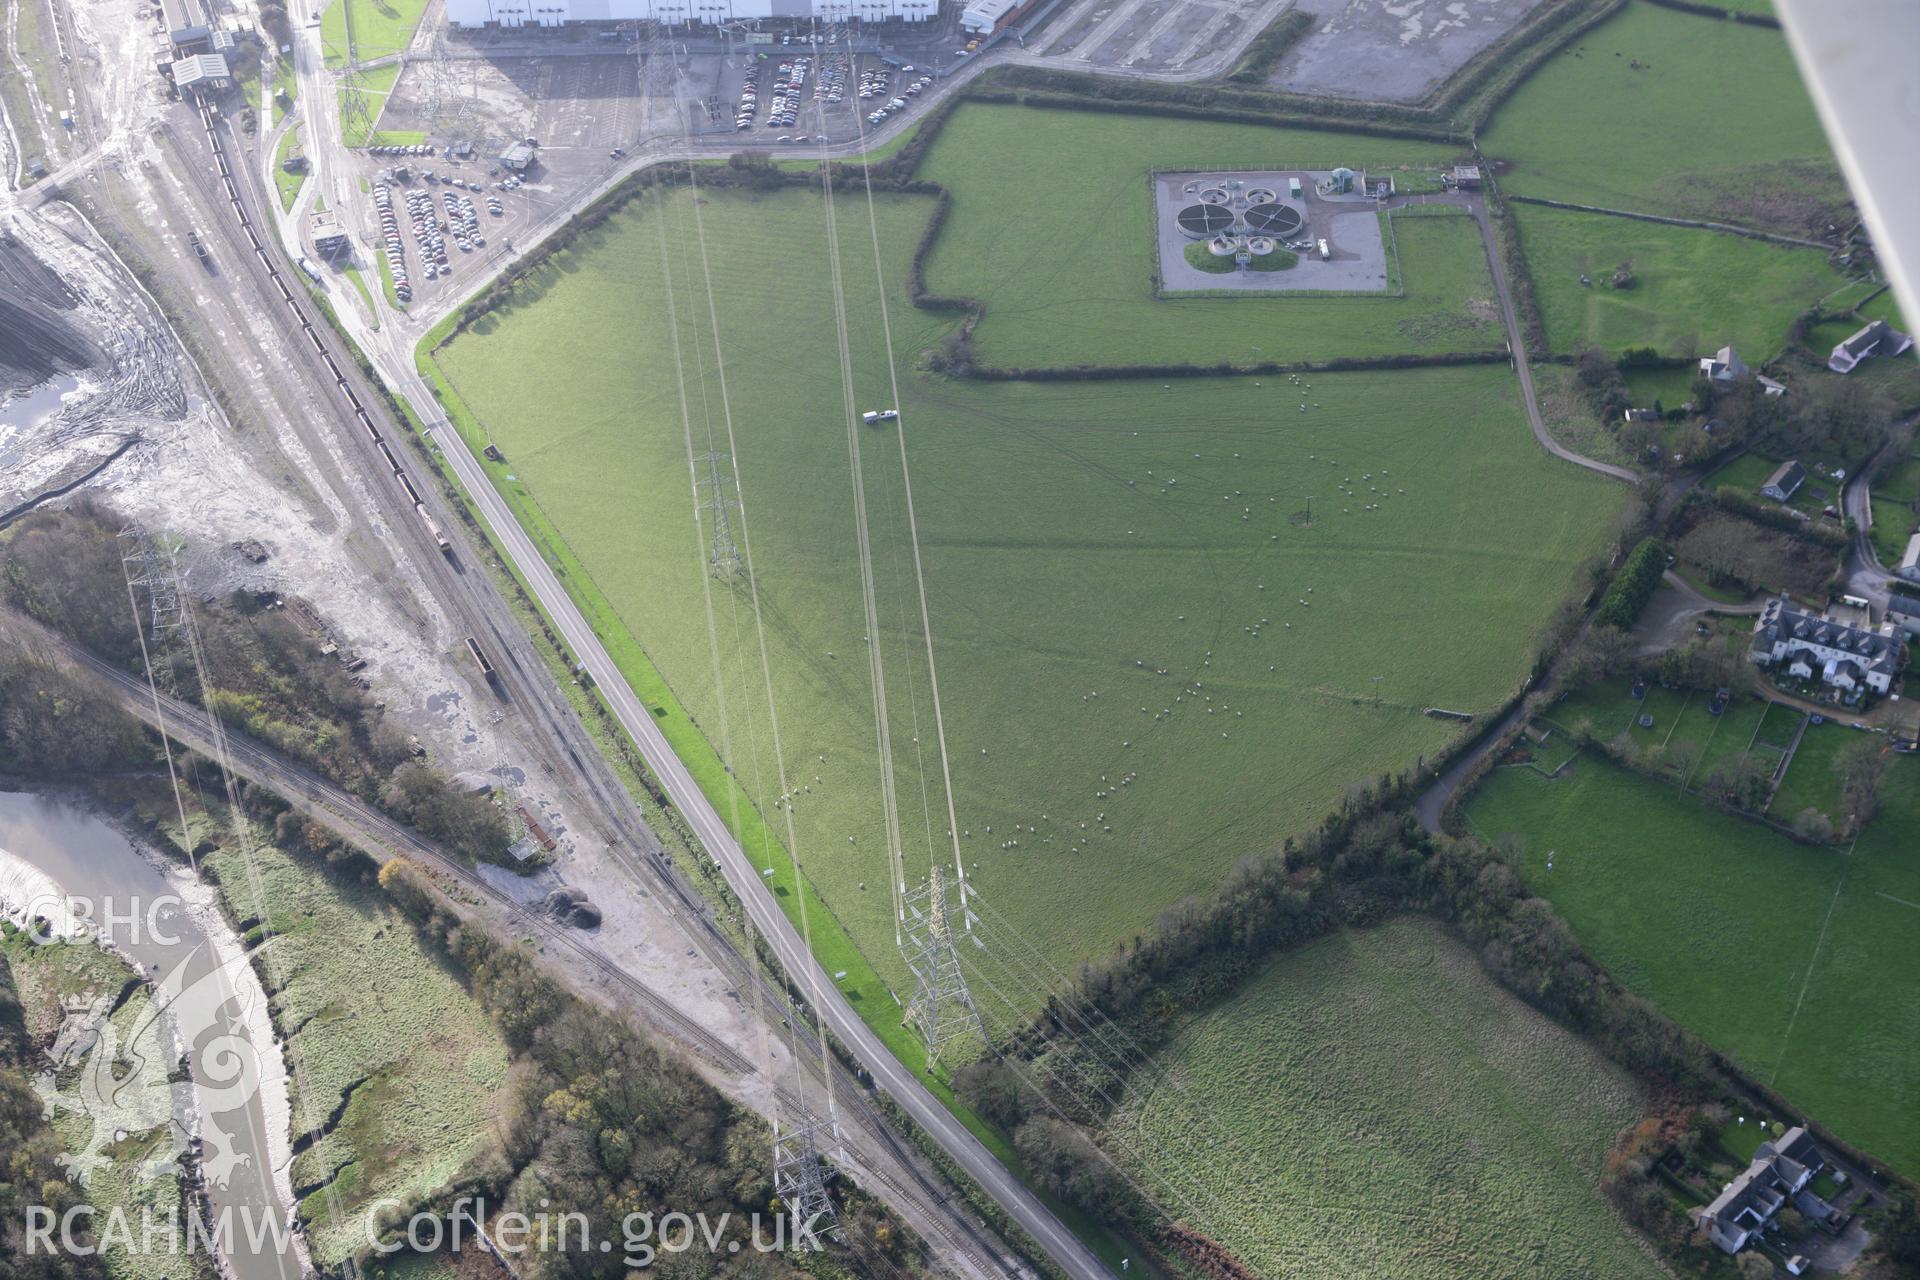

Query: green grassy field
[1872,498,1916,566]
[1546,675,1638,741]
[1111,917,1659,1279]
[321,0,430,64]
[428,174,1622,1005]
[1546,682,1780,788]
[0,928,133,1043]
[270,53,297,125]
[1517,203,1845,359]
[1765,750,1920,1171]
[1752,698,1804,749]
[1870,453,1920,566]
[1479,2,1838,230]
[917,103,1496,369]
[1531,364,1639,469]
[1769,719,1853,825]
[274,126,307,212]
[338,63,405,148]
[1620,363,1694,409]
[1705,451,1842,517]
[1859,290,1913,332]
[1698,696,1771,781]
[206,841,509,1266]
[1465,752,1920,1175]
[1622,684,1684,760]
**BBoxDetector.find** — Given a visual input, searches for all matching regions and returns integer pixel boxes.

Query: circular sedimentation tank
[1177,203,1237,238]
[1207,235,1237,257]
[1246,236,1276,257]
[1246,187,1278,205]
[1198,187,1230,205]
[1244,202,1304,237]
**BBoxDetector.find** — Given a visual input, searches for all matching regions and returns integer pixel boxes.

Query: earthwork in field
[426,112,1624,1008]
[1112,917,1661,1279]
[1516,202,1849,359]
[1466,750,1920,1177]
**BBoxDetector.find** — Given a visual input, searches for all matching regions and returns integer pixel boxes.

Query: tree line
[0,502,513,866]
[366,858,916,1280]
[954,784,1708,1257]
[1593,536,1667,629]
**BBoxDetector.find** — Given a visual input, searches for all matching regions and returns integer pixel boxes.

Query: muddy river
[0,790,309,1280]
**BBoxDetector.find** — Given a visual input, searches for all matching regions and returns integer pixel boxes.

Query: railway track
[16,606,757,1076]
[192,98,455,558]
[25,608,1013,1275]
[134,95,1027,1279]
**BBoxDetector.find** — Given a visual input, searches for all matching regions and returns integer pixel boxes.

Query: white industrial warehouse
[446,0,935,27]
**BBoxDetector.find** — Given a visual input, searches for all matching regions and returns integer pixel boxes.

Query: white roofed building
[171,52,232,92]
[447,0,934,26]
[961,0,1016,33]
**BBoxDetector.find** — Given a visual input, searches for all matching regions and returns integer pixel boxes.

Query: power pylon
[901,868,988,1069]
[119,526,188,701]
[340,64,378,147]
[414,35,487,144]
[771,1118,841,1243]
[695,449,742,579]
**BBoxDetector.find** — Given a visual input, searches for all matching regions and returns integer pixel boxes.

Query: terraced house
[1751,596,1901,696]
[1700,1127,1835,1255]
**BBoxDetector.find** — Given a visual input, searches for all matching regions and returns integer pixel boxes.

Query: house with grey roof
[1828,319,1915,373]
[1762,460,1807,503]
[1899,531,1920,584]
[1701,345,1750,384]
[1886,591,1920,638]
[1751,596,1901,696]
[1700,1126,1835,1255]
[1701,344,1786,396]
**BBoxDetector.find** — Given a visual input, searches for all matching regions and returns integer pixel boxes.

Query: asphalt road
[150,95,1027,1278]
[285,21,1112,1269]
[271,14,1634,1271]
[2,598,1020,1278]
[1455,189,1642,487]
[398,376,1113,1280]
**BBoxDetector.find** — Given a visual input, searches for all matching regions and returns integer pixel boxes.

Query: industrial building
[309,208,351,259]
[498,141,538,172]
[961,0,1028,35]
[159,0,212,47]
[446,0,935,28]
[171,52,233,93]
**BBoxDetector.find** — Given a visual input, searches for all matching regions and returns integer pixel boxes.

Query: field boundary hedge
[972,68,1467,142]
[1426,0,1627,127]
[1221,8,1315,85]
[1709,484,1851,549]
[1639,0,1781,29]
[1506,193,1837,251]
[1594,537,1668,628]
[954,350,1516,381]
[1484,179,1549,357]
